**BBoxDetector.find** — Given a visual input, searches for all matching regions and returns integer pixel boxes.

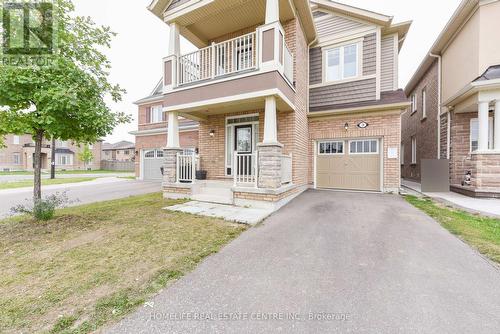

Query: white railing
[233,151,258,187]
[281,154,292,184]
[178,31,257,86]
[284,44,294,83]
[177,154,197,183]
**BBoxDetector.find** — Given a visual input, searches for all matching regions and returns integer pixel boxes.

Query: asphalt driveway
[106,190,500,334]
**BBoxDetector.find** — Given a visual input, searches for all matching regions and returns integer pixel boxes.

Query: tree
[78,144,94,170]
[0,0,130,201]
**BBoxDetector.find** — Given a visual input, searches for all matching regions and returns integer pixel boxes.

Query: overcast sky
[72,0,461,144]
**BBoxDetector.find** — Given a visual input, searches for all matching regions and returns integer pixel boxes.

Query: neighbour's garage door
[143,149,164,181]
[316,139,381,191]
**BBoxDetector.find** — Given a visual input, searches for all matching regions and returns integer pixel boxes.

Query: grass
[0,170,131,176]
[0,193,247,333]
[118,176,136,180]
[405,195,500,264]
[0,171,33,175]
[0,178,97,190]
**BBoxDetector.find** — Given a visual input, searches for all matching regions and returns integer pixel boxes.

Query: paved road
[106,190,500,334]
[0,172,134,182]
[0,178,161,218]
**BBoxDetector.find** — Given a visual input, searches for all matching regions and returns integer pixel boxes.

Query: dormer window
[324,42,360,82]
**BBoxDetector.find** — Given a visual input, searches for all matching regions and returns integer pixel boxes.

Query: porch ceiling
[166,0,295,47]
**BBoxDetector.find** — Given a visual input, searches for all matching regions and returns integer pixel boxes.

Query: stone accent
[257,143,283,189]
[163,148,182,184]
[234,186,300,202]
[164,186,192,195]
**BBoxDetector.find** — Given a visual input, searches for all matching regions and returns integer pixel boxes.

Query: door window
[235,126,252,152]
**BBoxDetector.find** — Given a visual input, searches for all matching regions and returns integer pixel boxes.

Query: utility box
[421,159,450,192]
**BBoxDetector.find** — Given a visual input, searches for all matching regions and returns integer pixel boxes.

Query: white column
[495,100,500,151]
[168,23,180,57]
[167,111,180,148]
[265,0,279,24]
[263,96,278,144]
[478,101,490,152]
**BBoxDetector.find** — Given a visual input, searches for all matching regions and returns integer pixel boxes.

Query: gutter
[429,53,442,160]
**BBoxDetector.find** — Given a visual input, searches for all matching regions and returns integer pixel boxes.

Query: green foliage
[78,145,94,168]
[11,192,71,221]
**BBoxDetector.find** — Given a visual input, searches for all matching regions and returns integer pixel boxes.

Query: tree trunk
[33,130,44,202]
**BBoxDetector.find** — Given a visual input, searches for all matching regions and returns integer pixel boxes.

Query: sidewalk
[401,179,500,218]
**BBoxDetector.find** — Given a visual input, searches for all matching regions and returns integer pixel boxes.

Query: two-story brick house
[134,0,411,208]
[402,0,500,198]
[0,134,102,171]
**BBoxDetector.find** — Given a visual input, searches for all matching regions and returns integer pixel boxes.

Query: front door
[234,125,253,176]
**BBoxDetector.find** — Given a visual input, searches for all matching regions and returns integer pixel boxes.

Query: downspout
[429,53,442,159]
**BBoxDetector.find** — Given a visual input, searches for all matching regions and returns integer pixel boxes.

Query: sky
[72,0,462,144]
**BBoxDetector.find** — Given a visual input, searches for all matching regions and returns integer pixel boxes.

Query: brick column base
[163,148,182,184]
[257,143,283,189]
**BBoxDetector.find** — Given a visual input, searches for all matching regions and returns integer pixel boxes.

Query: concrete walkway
[106,190,500,334]
[0,172,134,183]
[402,179,500,218]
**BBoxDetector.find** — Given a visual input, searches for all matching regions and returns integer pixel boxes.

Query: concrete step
[192,193,234,205]
[198,181,233,189]
[198,186,232,197]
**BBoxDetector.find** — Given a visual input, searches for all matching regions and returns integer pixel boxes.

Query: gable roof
[102,141,135,151]
[405,0,479,94]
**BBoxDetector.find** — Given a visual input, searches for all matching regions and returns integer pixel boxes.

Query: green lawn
[0,193,247,333]
[405,195,500,264]
[0,170,131,176]
[0,171,33,175]
[0,177,97,190]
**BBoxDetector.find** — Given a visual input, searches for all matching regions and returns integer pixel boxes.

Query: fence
[100,160,135,171]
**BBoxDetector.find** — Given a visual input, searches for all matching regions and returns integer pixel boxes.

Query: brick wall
[401,59,439,181]
[449,112,476,186]
[440,113,449,159]
[308,110,402,191]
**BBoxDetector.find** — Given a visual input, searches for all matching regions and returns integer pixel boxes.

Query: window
[57,154,72,165]
[150,105,164,123]
[470,118,494,152]
[349,139,378,154]
[421,89,427,119]
[410,94,417,114]
[411,136,417,164]
[88,144,93,149]
[13,153,21,165]
[325,43,359,82]
[56,140,68,148]
[124,150,130,155]
[318,141,344,155]
[182,148,196,155]
[156,150,164,158]
[401,144,405,165]
[144,150,156,158]
[13,135,20,145]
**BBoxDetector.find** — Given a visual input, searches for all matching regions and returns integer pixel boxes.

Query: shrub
[11,192,71,221]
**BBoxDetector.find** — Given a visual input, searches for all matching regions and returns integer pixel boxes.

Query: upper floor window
[411,136,417,164]
[410,94,417,114]
[13,153,21,165]
[13,135,20,145]
[150,105,164,123]
[325,43,359,82]
[421,89,427,119]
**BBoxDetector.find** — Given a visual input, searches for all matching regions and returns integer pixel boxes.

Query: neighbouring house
[0,134,102,171]
[402,0,500,198]
[135,0,411,208]
[102,141,136,162]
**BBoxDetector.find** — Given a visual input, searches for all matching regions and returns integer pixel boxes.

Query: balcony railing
[233,151,258,187]
[178,32,257,86]
[284,44,294,83]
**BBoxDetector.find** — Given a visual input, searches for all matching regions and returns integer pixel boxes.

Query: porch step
[192,193,234,205]
[198,180,233,189]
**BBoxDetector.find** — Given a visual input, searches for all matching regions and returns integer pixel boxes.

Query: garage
[142,149,164,180]
[316,138,381,191]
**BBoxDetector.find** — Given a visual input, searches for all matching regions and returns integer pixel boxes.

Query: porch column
[163,111,181,184]
[495,100,500,150]
[478,100,490,152]
[265,0,279,24]
[168,23,180,57]
[167,111,180,148]
[258,96,283,189]
[263,96,278,144]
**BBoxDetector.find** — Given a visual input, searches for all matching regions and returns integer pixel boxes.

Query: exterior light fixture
[209,130,215,137]
[344,123,349,131]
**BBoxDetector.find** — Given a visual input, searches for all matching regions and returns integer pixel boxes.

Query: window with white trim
[349,139,378,154]
[325,43,359,82]
[144,150,156,158]
[56,154,73,166]
[470,118,494,152]
[13,135,20,145]
[150,105,164,123]
[421,89,427,119]
[401,144,405,165]
[411,136,417,164]
[410,94,417,114]
[13,153,21,165]
[182,148,196,155]
[318,141,344,155]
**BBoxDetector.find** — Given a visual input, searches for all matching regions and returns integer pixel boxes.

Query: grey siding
[313,11,328,19]
[381,35,396,92]
[167,0,189,10]
[363,33,376,75]
[309,78,377,110]
[315,14,369,40]
[309,47,322,85]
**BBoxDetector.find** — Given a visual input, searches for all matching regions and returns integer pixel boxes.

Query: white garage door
[143,149,164,181]
[316,139,381,191]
